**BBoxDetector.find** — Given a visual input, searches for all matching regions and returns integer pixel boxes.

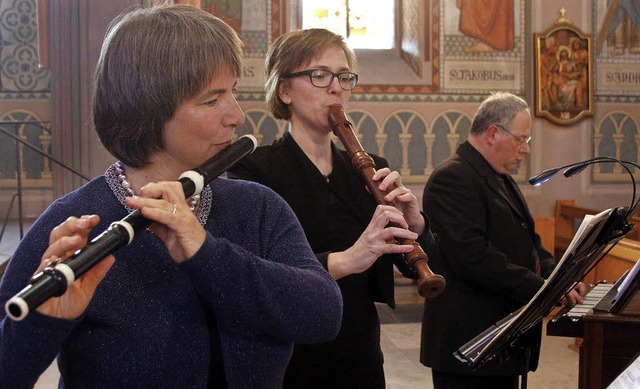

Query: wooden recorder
[328,105,445,298]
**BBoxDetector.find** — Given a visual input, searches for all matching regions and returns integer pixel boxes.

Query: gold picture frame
[534,9,594,125]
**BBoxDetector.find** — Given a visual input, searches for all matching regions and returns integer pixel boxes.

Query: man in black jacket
[420,92,585,388]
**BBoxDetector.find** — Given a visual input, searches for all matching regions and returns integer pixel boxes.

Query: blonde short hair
[264,29,357,120]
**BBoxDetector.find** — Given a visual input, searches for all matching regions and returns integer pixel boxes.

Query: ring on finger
[171,203,177,215]
[43,256,60,269]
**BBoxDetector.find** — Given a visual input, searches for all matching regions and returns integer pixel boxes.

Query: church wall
[0,0,638,220]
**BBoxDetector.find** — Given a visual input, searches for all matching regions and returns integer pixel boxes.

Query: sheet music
[556,209,612,276]
[527,208,613,307]
[613,258,640,303]
[607,353,640,389]
[456,207,630,368]
[563,213,597,259]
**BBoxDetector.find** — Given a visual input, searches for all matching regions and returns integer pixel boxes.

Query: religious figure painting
[597,0,640,56]
[441,0,525,94]
[595,0,640,97]
[165,0,269,91]
[534,10,594,125]
[456,0,515,53]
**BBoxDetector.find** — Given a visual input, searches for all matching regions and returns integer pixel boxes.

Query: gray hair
[469,92,529,135]
[92,4,244,167]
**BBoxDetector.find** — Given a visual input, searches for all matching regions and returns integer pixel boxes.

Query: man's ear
[486,124,500,145]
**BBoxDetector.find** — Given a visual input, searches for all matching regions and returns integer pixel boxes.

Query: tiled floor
[381,321,579,388]
[381,283,579,388]
[32,285,580,388]
[0,218,29,267]
[0,222,578,388]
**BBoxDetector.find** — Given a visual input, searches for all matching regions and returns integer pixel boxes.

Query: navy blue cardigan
[0,167,342,388]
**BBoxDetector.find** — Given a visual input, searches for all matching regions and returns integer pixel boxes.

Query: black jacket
[229,131,438,385]
[420,141,556,376]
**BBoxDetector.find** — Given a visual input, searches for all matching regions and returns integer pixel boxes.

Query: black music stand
[455,206,633,383]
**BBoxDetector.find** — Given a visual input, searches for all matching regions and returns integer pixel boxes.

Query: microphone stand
[0,123,91,241]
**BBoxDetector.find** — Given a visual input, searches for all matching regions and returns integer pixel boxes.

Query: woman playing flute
[0,5,342,388]
[228,28,439,388]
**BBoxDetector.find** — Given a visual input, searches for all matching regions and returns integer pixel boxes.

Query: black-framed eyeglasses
[283,69,359,91]
[495,124,531,145]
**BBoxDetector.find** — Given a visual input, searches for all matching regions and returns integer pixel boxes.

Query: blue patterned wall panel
[233,108,483,184]
[382,113,404,172]
[345,110,379,155]
[595,111,639,179]
[0,0,50,98]
[431,111,471,168]
[236,109,284,145]
[0,110,51,186]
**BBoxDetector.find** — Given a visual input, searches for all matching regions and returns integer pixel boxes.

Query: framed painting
[534,9,594,125]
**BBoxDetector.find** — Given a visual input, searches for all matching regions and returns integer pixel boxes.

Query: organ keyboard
[546,276,640,389]
[547,282,614,338]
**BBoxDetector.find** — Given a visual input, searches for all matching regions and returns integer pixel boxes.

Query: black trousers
[432,370,519,389]
[283,364,385,389]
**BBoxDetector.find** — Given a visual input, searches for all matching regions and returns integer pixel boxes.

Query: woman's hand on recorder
[327,204,418,279]
[373,168,425,235]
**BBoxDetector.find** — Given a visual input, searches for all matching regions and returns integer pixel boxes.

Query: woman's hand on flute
[372,168,425,235]
[327,204,419,280]
[126,181,206,264]
[35,215,115,319]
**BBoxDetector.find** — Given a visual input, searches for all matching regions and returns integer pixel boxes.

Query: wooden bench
[534,215,555,255]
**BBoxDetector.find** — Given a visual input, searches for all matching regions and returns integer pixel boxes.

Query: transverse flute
[328,105,445,298]
[5,134,258,321]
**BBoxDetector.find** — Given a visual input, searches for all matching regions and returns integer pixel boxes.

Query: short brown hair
[92,4,244,167]
[264,29,357,120]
